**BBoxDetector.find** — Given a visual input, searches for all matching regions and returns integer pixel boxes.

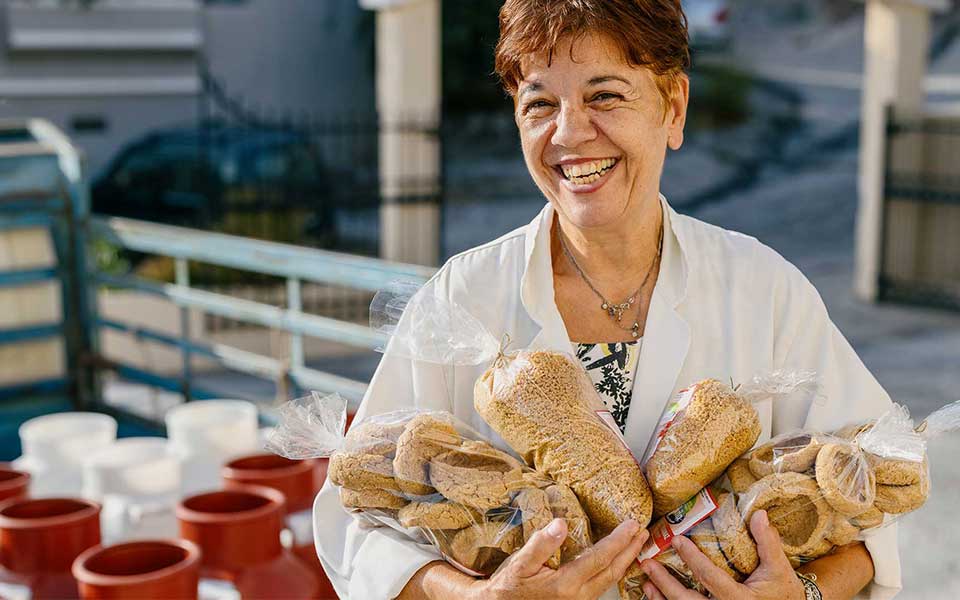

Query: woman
[313,1,901,599]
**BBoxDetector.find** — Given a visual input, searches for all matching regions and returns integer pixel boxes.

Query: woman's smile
[553,157,622,193]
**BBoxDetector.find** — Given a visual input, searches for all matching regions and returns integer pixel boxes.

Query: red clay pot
[177,486,322,599]
[0,497,101,599]
[0,464,30,503]
[222,454,316,514]
[72,539,200,599]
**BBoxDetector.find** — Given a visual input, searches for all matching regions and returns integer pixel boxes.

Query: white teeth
[561,158,617,183]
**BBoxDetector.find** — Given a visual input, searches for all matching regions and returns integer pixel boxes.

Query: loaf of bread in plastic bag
[644,379,761,517]
[474,350,653,533]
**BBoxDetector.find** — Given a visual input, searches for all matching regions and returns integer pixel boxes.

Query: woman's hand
[470,518,649,600]
[639,510,804,600]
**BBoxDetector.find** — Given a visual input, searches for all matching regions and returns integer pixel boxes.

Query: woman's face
[515,33,688,230]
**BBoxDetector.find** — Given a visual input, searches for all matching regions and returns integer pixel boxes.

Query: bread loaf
[474,350,653,533]
[644,379,761,517]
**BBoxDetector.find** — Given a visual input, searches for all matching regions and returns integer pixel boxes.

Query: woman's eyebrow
[586,75,631,87]
[518,81,544,98]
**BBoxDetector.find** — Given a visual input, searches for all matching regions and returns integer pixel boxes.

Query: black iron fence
[879,109,960,311]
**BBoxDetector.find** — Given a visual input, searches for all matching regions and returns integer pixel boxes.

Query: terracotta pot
[222,454,315,514]
[177,486,321,599]
[0,497,101,599]
[0,464,30,502]
[72,539,200,599]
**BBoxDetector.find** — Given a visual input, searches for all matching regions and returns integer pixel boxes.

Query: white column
[854,0,947,301]
[361,0,441,266]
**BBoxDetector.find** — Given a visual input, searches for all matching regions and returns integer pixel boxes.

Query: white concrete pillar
[361,0,441,266]
[854,0,948,301]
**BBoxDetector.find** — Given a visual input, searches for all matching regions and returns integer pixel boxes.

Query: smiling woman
[311,2,901,600]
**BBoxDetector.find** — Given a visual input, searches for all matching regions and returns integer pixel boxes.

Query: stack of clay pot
[0,463,30,503]
[177,485,323,599]
[72,539,201,599]
[222,453,337,598]
[0,496,101,597]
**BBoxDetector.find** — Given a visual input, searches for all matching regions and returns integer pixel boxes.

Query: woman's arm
[396,562,476,600]
[797,543,875,600]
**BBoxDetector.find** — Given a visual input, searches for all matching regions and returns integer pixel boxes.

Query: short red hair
[494,0,690,107]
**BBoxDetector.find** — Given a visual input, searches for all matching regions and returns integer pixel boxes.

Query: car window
[112,139,211,192]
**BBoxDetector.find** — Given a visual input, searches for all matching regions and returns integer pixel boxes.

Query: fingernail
[759,510,769,526]
[547,519,565,538]
[626,519,640,536]
[671,536,687,550]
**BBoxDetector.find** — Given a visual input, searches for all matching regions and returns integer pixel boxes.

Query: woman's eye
[591,93,622,103]
[522,100,553,116]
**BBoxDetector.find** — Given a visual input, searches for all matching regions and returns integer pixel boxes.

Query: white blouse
[313,195,900,600]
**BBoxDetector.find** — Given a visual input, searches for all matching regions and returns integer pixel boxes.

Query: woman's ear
[665,73,690,151]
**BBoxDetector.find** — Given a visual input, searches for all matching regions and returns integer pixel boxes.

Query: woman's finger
[582,529,649,596]
[749,510,793,572]
[643,581,668,600]
[639,558,697,599]
[561,519,641,583]
[510,518,568,578]
[670,536,743,599]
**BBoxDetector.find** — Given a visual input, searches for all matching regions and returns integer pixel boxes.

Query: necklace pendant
[631,322,640,338]
[601,302,609,311]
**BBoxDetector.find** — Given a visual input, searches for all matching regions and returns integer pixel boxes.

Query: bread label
[640,384,699,466]
[636,487,718,561]
[595,410,641,467]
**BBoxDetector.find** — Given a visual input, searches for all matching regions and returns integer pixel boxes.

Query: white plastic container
[81,437,181,543]
[13,412,118,497]
[165,400,260,495]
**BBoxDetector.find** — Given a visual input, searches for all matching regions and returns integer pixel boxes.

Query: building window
[71,115,108,134]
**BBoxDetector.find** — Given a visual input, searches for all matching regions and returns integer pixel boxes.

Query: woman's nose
[551,104,597,149]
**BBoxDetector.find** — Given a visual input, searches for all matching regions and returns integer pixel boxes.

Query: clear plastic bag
[620,399,960,598]
[372,283,655,536]
[266,391,593,576]
[641,371,823,518]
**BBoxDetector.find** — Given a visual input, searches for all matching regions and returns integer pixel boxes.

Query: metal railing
[0,119,436,436]
[89,216,435,409]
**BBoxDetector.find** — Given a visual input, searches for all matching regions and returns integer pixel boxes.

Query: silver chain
[558,223,663,338]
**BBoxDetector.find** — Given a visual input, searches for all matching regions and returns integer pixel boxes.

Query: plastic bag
[372,283,654,535]
[620,399,960,599]
[641,371,823,518]
[266,391,593,576]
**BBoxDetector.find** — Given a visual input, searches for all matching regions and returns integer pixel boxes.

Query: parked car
[684,0,731,51]
[91,122,338,247]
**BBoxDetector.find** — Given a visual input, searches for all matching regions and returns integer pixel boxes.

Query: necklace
[558,222,663,338]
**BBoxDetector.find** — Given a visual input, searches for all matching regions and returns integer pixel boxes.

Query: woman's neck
[551,199,664,301]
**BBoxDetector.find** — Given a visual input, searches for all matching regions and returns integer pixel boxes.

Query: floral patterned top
[575,340,642,433]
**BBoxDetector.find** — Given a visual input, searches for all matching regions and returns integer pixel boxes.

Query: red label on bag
[637,488,718,562]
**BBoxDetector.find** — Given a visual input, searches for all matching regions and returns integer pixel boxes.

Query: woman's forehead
[518,32,646,88]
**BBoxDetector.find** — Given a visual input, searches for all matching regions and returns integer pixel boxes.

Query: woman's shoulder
[673,211,810,290]
[428,227,528,294]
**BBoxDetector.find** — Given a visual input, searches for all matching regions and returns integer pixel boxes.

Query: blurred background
[0,0,957,598]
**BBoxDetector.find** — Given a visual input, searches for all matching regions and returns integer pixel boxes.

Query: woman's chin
[553,196,628,230]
